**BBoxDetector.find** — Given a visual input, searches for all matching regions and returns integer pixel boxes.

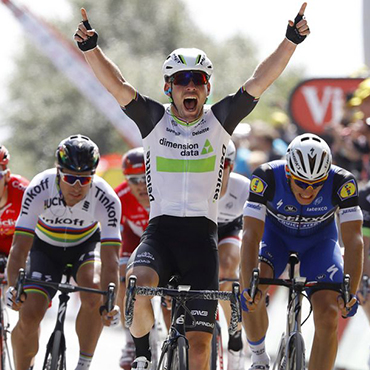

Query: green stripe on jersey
[157,156,216,173]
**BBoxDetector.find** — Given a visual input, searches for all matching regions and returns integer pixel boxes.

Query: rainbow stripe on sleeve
[14,227,35,238]
[101,238,122,247]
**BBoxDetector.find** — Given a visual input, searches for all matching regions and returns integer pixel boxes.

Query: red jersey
[114,181,149,257]
[0,175,29,255]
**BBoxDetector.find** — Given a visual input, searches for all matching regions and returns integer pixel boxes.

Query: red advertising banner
[289,78,363,134]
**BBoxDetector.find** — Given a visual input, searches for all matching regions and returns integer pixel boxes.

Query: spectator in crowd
[0,145,29,258]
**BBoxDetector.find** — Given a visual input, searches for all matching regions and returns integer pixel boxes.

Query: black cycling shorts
[218,216,242,241]
[127,215,219,334]
[27,231,101,300]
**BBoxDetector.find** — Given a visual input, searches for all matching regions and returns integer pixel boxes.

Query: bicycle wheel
[42,331,66,370]
[210,321,223,370]
[286,332,305,370]
[170,336,188,370]
[272,333,286,370]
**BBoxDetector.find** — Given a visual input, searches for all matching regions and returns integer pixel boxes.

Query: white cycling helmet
[162,48,213,80]
[286,133,332,181]
[226,140,236,163]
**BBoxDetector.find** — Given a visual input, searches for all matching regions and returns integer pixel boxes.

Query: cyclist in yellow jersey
[74,4,310,370]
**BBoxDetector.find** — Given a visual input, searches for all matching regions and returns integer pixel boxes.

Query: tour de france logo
[250,176,268,196]
[338,179,358,201]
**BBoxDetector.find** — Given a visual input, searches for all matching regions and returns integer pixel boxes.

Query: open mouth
[183,97,198,112]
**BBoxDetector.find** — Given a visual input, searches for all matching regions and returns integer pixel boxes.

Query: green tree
[2,0,305,179]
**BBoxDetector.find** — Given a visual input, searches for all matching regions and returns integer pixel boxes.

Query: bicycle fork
[285,281,305,370]
[53,292,70,334]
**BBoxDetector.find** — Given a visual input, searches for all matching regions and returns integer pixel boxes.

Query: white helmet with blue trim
[286,133,332,181]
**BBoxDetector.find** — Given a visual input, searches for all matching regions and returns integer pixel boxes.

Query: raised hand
[74,8,98,52]
[286,2,310,44]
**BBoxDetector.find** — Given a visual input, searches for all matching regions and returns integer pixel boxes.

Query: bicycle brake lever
[105,283,116,313]
[362,275,369,300]
[15,268,26,303]
[249,268,260,302]
[342,274,351,306]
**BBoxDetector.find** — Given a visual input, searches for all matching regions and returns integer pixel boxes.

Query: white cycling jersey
[123,88,258,224]
[218,172,250,225]
[15,168,121,248]
[143,105,230,223]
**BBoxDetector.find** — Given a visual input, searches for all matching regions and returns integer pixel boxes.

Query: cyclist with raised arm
[74,4,310,369]
[240,133,363,370]
[0,145,29,259]
[6,135,122,370]
[114,147,150,369]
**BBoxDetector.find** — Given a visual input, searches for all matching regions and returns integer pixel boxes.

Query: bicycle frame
[158,285,190,370]
[125,275,241,370]
[15,267,115,370]
[250,253,349,370]
[42,266,72,370]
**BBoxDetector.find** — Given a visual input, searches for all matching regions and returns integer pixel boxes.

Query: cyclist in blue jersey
[240,133,363,370]
[74,4,310,370]
[6,135,122,370]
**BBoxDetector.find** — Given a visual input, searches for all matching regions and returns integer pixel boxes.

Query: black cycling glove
[77,20,98,52]
[285,13,307,44]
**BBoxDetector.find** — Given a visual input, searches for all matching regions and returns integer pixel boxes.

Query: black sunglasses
[170,71,209,86]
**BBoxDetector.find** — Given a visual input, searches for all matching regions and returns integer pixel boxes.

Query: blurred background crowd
[0,0,369,190]
[232,78,370,189]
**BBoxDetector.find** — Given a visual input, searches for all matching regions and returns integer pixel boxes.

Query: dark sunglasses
[292,178,326,190]
[60,172,93,187]
[171,71,209,86]
[127,175,146,185]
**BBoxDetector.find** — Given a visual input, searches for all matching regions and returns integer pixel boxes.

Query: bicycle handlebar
[125,275,242,334]
[15,268,116,309]
[249,268,351,305]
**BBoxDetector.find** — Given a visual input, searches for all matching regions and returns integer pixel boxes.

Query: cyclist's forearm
[240,243,259,289]
[83,47,136,106]
[342,221,364,293]
[243,38,296,98]
[100,247,120,301]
